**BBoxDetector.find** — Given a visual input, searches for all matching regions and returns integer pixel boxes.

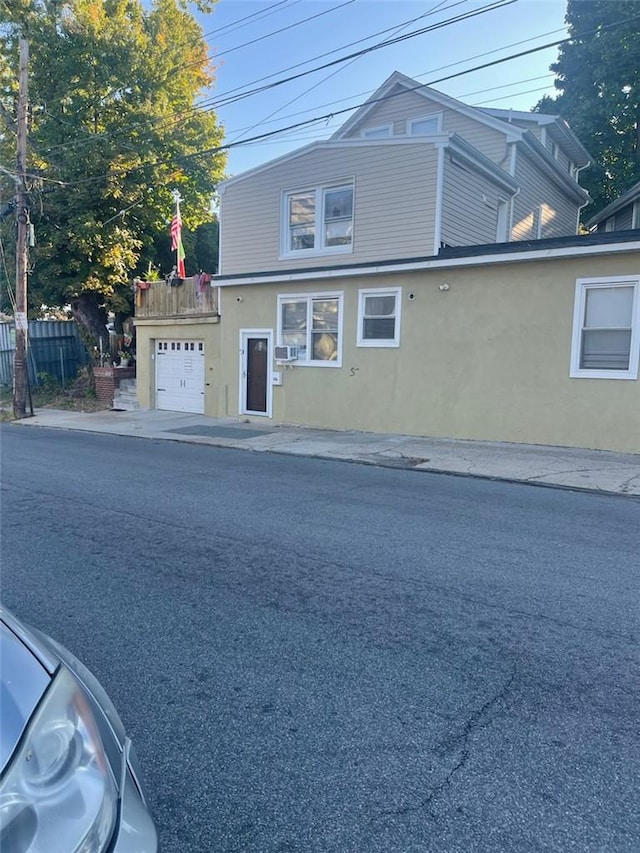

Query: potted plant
[117,351,130,368]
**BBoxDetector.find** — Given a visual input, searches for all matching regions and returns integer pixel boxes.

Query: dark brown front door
[246,337,268,412]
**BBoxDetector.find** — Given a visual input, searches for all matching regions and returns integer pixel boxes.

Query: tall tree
[0,0,225,339]
[535,0,640,219]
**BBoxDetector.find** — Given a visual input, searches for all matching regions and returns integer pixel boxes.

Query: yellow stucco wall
[134,318,222,412]
[218,252,640,453]
[135,251,640,453]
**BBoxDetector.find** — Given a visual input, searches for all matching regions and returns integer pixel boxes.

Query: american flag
[170,208,181,251]
[170,202,186,277]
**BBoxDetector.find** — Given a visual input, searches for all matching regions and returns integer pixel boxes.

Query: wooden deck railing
[135,277,219,319]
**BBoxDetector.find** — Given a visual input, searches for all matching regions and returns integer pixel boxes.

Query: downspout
[574,161,591,233]
[433,143,445,255]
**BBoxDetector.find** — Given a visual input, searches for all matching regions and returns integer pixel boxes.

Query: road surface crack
[377,663,518,822]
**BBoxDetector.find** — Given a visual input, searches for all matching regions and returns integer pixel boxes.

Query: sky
[192,0,571,178]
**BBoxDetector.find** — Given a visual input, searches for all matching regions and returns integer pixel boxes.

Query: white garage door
[156,340,205,414]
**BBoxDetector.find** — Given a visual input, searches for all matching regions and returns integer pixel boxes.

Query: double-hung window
[284,184,354,257]
[357,287,402,347]
[570,276,640,380]
[278,292,343,366]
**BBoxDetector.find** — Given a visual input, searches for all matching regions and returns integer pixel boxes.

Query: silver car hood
[0,620,52,771]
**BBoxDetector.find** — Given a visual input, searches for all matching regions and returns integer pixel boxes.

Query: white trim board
[215,241,640,287]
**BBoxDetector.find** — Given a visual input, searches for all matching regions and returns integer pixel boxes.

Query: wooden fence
[135,278,219,319]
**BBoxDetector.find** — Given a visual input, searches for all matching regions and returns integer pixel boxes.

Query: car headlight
[0,667,118,852]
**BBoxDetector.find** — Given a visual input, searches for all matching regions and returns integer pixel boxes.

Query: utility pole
[13,38,30,419]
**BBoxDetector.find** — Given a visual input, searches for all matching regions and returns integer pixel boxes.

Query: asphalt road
[1,425,639,853]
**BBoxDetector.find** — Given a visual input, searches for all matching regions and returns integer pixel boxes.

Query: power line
[36,0,508,156]
[26,8,640,191]
[215,0,356,59]
[201,0,295,41]
[226,0,454,147]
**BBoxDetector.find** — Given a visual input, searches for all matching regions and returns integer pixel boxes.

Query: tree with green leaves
[0,0,225,339]
[535,0,640,219]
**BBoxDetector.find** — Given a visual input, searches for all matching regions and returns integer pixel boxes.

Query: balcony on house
[135,276,220,320]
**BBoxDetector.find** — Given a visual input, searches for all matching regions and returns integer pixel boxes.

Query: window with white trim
[570,276,640,380]
[357,287,402,347]
[278,292,343,365]
[409,113,442,135]
[283,184,353,256]
[361,125,392,139]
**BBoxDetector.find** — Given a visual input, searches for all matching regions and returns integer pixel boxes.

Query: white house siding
[511,148,580,240]
[343,85,508,164]
[219,142,439,275]
[441,155,505,246]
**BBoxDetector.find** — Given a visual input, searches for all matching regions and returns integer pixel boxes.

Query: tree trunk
[70,293,109,350]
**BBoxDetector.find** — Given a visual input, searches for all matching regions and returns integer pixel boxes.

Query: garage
[155,339,205,413]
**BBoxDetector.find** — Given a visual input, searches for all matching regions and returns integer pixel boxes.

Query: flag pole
[170,188,186,278]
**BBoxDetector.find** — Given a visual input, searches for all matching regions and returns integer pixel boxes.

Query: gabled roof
[330,71,523,143]
[331,72,591,169]
[586,180,640,229]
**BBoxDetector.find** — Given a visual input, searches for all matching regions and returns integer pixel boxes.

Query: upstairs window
[357,287,402,347]
[570,277,640,380]
[409,114,442,135]
[283,184,354,256]
[361,125,392,139]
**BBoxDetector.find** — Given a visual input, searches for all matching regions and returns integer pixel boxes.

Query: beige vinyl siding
[343,86,437,138]
[511,148,579,240]
[344,85,508,163]
[220,143,439,275]
[441,154,506,246]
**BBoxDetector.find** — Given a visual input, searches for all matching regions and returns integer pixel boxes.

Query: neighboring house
[586,181,640,233]
[134,73,640,454]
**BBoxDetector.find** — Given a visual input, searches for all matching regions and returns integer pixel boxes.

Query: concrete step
[113,380,139,411]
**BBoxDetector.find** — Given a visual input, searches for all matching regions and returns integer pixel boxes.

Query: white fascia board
[480,107,557,125]
[447,135,518,195]
[215,240,640,287]
[218,137,448,190]
[218,142,324,190]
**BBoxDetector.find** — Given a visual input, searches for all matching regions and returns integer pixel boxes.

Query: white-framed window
[409,113,442,136]
[361,124,392,139]
[277,292,343,366]
[632,200,640,229]
[357,287,402,348]
[282,184,354,257]
[570,276,640,380]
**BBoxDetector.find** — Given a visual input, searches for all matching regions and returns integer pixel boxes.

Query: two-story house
[134,72,640,453]
[219,71,591,275]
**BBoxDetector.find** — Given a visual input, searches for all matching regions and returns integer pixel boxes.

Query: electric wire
[226,0,453,147]
[36,0,510,156]
[46,9,640,191]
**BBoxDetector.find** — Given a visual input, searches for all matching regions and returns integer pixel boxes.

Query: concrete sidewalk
[9,407,640,496]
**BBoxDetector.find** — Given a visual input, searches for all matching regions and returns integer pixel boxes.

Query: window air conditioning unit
[274,345,299,361]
